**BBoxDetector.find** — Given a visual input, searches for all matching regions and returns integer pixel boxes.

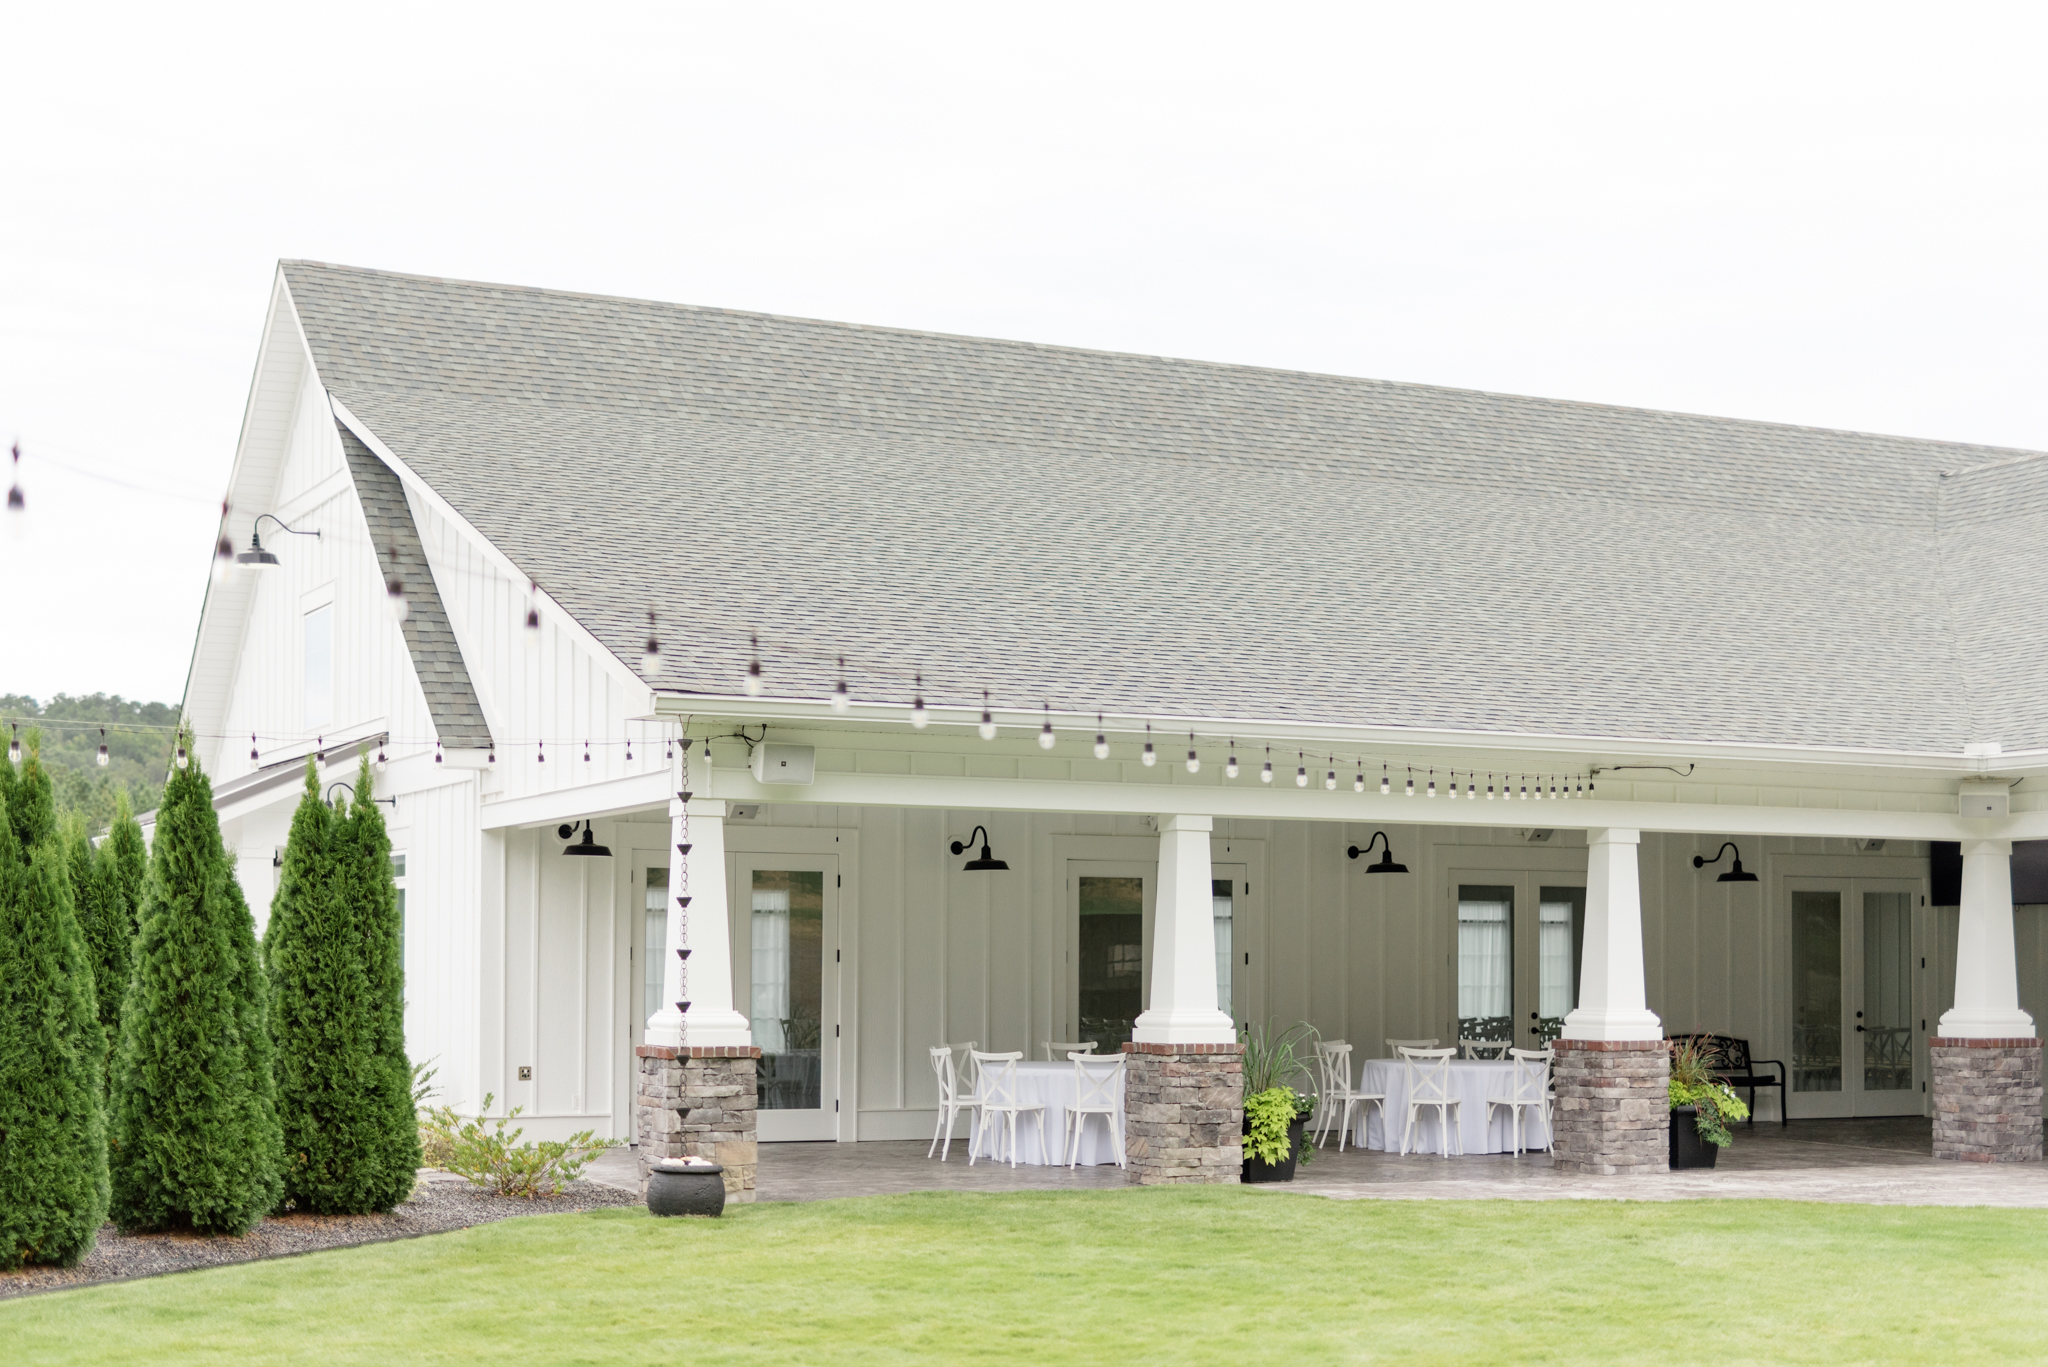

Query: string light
[702,734,712,765]
[250,733,259,762]
[626,737,633,761]
[1226,743,1239,780]
[375,746,388,773]
[1039,705,1057,750]
[1324,758,1337,791]
[488,745,496,764]
[664,737,673,762]
[1428,769,1436,798]
[97,729,108,767]
[1519,776,1528,799]
[1353,766,1364,793]
[642,612,662,676]
[436,739,445,765]
[1141,723,1156,766]
[537,739,546,764]
[1186,733,1200,774]
[524,583,542,646]
[1448,769,1459,800]
[175,744,188,769]
[211,499,235,585]
[1294,752,1307,788]
[832,658,851,713]
[745,635,763,695]
[1093,715,1108,760]
[911,675,929,730]
[8,724,19,764]
[583,739,592,763]
[1262,747,1273,784]
[1467,775,1476,800]
[385,551,408,622]
[1405,768,1414,797]
[5,444,24,537]
[1381,765,1390,795]
[978,691,997,741]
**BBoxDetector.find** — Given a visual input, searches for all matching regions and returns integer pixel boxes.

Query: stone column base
[636,1045,761,1202]
[1931,1037,2043,1163]
[1550,1039,1669,1175]
[1120,1042,1243,1185]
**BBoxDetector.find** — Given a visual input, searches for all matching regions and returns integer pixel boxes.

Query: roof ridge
[277,259,2039,463]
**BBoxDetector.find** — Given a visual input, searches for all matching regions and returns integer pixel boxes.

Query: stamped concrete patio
[588,1119,2048,1208]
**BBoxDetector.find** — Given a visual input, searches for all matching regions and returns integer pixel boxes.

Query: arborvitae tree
[66,814,127,1045]
[267,760,381,1212]
[342,754,419,1207]
[108,737,282,1234]
[0,741,110,1267]
[104,788,147,959]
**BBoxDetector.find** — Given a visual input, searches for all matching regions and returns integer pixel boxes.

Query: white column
[1938,839,2037,1039]
[1131,814,1235,1045]
[644,792,752,1048]
[1560,827,1663,1041]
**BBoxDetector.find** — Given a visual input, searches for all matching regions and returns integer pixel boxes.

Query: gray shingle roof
[339,426,494,749]
[283,260,2047,754]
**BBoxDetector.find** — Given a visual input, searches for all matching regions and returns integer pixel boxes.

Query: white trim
[479,770,672,830]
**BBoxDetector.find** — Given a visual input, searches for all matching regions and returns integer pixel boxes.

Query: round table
[969,1060,1126,1166]
[1353,1057,1552,1154]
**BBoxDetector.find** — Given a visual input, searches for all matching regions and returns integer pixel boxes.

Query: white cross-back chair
[1311,1042,1384,1151]
[1044,1040,1097,1061]
[1385,1038,1439,1057]
[926,1046,975,1161]
[1062,1052,1127,1169]
[968,1050,1047,1168]
[1397,1046,1463,1157]
[1459,1039,1512,1060]
[951,1042,981,1098]
[1485,1047,1552,1156]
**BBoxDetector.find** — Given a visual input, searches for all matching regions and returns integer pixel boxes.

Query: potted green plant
[1239,1020,1318,1183]
[1668,1036,1750,1169]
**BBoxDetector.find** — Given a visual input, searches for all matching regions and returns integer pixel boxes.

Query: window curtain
[751,887,791,1053]
[1457,898,1511,1020]
[1538,900,1575,1020]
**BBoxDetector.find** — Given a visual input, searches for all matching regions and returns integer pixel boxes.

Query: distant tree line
[0,693,177,834]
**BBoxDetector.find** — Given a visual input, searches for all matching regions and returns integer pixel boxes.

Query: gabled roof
[278,260,2048,756]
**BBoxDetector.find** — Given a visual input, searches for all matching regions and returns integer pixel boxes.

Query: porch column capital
[1938,840,2037,1039]
[1131,813,1235,1045]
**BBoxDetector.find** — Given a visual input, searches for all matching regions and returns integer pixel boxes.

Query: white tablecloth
[1352,1058,1551,1155]
[967,1061,1125,1166]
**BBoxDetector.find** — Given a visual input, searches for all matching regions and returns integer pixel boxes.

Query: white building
[181,261,2045,1173]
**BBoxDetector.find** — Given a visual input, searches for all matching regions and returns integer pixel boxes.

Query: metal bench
[1668,1032,1786,1127]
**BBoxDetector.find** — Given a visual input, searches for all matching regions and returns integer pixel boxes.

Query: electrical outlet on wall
[517,1065,533,1081]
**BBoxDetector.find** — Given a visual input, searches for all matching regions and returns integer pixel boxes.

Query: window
[390,852,407,967]
[1212,878,1233,1019]
[304,604,334,729]
[644,867,668,1022]
[1457,885,1513,1042]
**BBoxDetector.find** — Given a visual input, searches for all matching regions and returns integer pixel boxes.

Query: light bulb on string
[488,746,496,764]
[524,583,542,647]
[911,674,929,730]
[8,724,20,764]
[1294,753,1308,788]
[1550,776,1559,800]
[1353,767,1364,794]
[211,500,235,585]
[386,559,408,622]
[1093,715,1108,761]
[1447,769,1458,800]
[1381,765,1391,795]
[1405,768,1414,797]
[583,740,592,763]
[375,746,388,773]
[1141,723,1156,767]
[537,739,546,764]
[1040,705,1057,751]
[250,733,259,762]
[626,737,634,761]
[977,691,997,741]
[1467,776,1476,799]
[175,745,188,770]
[745,635,763,696]
[1262,747,1274,784]
[664,737,674,762]
[831,658,851,713]
[97,728,108,767]
[1427,769,1436,798]
[4,443,20,534]
[642,612,662,676]
[1186,733,1200,774]
[1324,758,1337,791]
[702,735,712,766]
[436,739,445,765]
[1519,777,1528,799]
[1226,743,1240,780]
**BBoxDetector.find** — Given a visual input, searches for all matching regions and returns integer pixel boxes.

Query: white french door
[1063,858,1250,1050]
[729,852,841,1141]
[1785,876,1922,1118]
[1445,863,1588,1050]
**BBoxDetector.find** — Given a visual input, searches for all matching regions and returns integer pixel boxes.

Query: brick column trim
[636,1045,761,1201]
[1120,1042,1244,1184]
[1930,1037,2043,1163]
[1549,1038,1668,1175]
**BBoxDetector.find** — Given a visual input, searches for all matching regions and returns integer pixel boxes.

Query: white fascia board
[652,694,2042,781]
[327,395,656,719]
[478,770,672,830]
[180,270,309,755]
[700,767,1994,842]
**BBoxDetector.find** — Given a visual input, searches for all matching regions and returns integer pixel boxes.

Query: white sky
[4,4,2045,704]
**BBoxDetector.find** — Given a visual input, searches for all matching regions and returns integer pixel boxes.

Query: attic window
[305,604,334,729]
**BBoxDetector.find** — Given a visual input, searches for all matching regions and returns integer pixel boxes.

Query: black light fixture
[1346,830,1409,874]
[1693,842,1758,883]
[561,820,613,858]
[236,513,320,570]
[949,824,1009,872]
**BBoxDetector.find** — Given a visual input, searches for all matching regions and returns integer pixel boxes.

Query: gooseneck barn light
[1346,831,1409,874]
[561,820,613,858]
[1692,842,1758,883]
[236,513,321,570]
[949,824,1009,872]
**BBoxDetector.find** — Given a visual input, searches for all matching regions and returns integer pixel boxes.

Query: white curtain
[1538,900,1575,1019]
[751,887,791,1053]
[1213,887,1233,1018]
[1458,897,1511,1020]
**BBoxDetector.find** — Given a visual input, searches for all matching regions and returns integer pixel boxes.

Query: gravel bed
[0,1172,642,1301]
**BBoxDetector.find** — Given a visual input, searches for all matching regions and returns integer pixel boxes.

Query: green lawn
[5,1190,2046,1364]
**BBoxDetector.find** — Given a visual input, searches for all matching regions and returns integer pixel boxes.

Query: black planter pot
[1240,1116,1307,1183]
[1668,1107,1720,1170]
[647,1160,727,1216]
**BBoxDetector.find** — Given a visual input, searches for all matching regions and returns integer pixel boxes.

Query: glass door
[730,854,840,1141]
[1787,878,1921,1118]
[1069,863,1152,1056]
[1448,870,1587,1048]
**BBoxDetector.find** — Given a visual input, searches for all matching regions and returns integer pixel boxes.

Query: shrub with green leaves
[0,737,110,1267]
[1242,1086,1299,1166]
[339,755,421,1207]
[108,734,282,1234]
[1669,1037,1751,1146]
[419,1095,618,1198]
